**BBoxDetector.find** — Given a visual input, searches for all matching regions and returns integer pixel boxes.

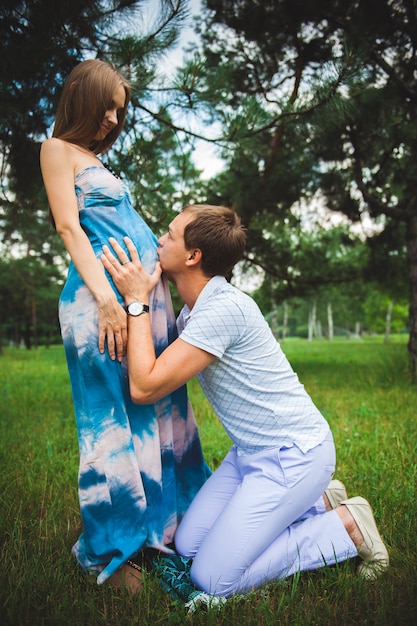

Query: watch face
[128,302,144,316]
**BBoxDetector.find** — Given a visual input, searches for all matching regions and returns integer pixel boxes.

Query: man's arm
[101,237,215,403]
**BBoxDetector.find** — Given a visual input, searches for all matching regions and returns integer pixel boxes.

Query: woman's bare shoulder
[40,138,77,173]
[41,137,71,157]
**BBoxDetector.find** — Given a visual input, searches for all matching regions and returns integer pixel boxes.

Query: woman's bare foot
[108,562,143,594]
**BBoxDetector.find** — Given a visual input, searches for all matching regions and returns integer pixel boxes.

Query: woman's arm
[40,138,127,360]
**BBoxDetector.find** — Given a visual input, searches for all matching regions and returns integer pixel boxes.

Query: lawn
[1,337,416,625]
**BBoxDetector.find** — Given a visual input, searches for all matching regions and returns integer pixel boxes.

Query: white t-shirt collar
[182,275,226,323]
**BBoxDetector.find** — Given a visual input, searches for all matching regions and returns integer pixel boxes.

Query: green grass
[1,337,416,625]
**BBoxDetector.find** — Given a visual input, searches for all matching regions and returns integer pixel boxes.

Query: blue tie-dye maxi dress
[59,166,210,584]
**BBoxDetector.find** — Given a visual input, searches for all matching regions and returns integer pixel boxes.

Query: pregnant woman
[40,59,209,591]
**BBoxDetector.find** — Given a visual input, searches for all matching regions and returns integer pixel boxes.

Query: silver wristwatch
[126,301,150,317]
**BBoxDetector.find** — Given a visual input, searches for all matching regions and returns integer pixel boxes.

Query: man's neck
[172,273,212,310]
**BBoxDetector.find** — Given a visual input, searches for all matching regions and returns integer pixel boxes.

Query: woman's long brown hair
[52,59,131,154]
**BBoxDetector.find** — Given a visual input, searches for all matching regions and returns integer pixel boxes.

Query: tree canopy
[0,0,201,349]
[0,0,198,243]
[173,0,415,371]
[0,0,414,371]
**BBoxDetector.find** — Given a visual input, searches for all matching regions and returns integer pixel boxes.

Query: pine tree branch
[369,48,417,103]
[350,133,413,221]
[243,254,360,287]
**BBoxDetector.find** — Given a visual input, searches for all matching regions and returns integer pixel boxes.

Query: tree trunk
[384,300,393,345]
[13,319,19,346]
[32,297,38,349]
[406,213,417,380]
[24,287,32,349]
[308,301,316,342]
[282,301,288,342]
[270,297,278,339]
[45,324,53,349]
[327,303,334,341]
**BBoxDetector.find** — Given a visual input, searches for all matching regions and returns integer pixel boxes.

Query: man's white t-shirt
[177,276,330,455]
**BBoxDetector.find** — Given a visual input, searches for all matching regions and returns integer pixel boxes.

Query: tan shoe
[325,479,348,509]
[341,496,389,579]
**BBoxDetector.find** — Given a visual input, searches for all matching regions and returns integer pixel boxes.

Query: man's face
[157,211,195,278]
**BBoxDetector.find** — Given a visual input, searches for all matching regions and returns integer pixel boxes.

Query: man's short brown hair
[182,205,246,277]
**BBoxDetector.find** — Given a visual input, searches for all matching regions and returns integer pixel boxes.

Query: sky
[150,0,225,179]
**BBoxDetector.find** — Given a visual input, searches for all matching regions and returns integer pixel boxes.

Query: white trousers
[175,431,357,597]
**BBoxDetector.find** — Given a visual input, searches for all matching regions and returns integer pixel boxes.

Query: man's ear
[186,248,202,266]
